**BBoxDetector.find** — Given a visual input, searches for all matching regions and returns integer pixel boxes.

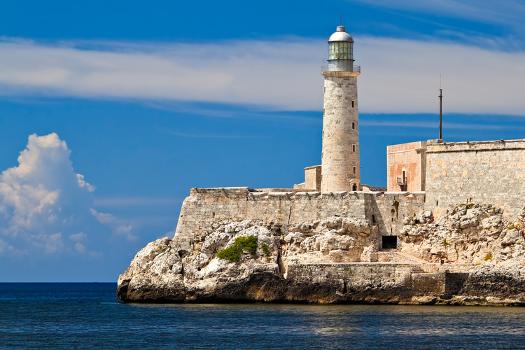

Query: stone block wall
[367,192,426,236]
[304,165,322,191]
[286,263,415,291]
[285,263,460,301]
[174,188,426,252]
[425,140,525,218]
[175,188,368,242]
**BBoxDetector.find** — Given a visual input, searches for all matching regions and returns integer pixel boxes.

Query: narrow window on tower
[352,122,355,130]
[353,166,356,175]
[352,144,356,153]
[351,100,355,108]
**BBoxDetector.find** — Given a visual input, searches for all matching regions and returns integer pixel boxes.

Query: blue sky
[1,0,525,281]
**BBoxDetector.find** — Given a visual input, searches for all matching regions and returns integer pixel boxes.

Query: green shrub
[217,236,258,262]
[261,243,271,257]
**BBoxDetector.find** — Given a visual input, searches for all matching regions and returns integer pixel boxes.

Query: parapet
[426,138,525,153]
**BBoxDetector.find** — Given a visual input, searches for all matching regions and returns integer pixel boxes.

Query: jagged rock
[117,204,525,305]
[399,203,525,264]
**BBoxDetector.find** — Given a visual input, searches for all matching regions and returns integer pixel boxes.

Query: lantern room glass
[328,41,352,60]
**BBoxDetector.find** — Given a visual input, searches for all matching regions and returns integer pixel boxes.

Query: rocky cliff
[117,197,525,305]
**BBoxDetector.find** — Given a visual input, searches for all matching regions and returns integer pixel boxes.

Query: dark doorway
[352,184,357,191]
[382,235,398,250]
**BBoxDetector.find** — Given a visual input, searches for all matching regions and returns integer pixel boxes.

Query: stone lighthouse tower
[321,25,361,192]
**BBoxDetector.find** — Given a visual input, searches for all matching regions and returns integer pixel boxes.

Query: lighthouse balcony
[322,62,361,74]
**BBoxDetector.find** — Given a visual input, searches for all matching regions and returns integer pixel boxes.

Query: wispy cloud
[0,38,323,110]
[166,129,267,139]
[146,102,321,125]
[94,196,181,208]
[1,37,525,115]
[353,1,525,51]
[354,0,525,26]
[361,120,513,130]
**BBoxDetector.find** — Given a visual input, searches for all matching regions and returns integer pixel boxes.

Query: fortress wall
[286,263,415,290]
[425,140,525,218]
[367,192,426,236]
[286,263,449,300]
[174,188,426,252]
[175,188,368,244]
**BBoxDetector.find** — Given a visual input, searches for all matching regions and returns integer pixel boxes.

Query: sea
[1,283,525,349]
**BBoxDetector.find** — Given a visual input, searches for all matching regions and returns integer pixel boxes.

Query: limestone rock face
[118,217,377,302]
[117,203,525,305]
[399,203,525,265]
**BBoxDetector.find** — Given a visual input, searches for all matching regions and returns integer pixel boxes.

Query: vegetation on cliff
[217,236,258,262]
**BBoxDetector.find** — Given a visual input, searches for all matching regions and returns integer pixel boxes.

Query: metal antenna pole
[439,88,443,141]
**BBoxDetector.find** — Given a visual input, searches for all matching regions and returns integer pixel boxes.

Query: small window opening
[371,215,376,224]
[382,236,398,250]
[399,170,408,191]
[352,122,355,130]
[351,100,355,108]
[352,184,357,191]
[352,144,356,153]
[353,166,356,175]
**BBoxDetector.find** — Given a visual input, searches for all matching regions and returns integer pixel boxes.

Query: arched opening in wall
[352,184,357,191]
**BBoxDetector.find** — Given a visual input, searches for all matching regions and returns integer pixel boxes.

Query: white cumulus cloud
[0,133,132,255]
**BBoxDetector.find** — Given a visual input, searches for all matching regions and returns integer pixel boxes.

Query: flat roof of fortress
[190,187,425,196]
[387,138,525,153]
[426,138,525,153]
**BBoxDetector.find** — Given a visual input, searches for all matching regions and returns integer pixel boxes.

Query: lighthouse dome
[328,25,353,42]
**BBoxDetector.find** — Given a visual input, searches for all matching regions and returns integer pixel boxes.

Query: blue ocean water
[1,283,525,349]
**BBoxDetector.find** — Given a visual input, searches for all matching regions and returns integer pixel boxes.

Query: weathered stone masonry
[174,188,425,253]
[425,140,525,218]
[321,74,360,192]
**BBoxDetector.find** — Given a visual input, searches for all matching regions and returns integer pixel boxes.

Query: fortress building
[293,24,525,224]
[119,25,525,305]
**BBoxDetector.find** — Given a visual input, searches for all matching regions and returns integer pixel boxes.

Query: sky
[1,0,525,281]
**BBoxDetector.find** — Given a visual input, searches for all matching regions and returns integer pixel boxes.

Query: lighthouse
[321,25,361,193]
